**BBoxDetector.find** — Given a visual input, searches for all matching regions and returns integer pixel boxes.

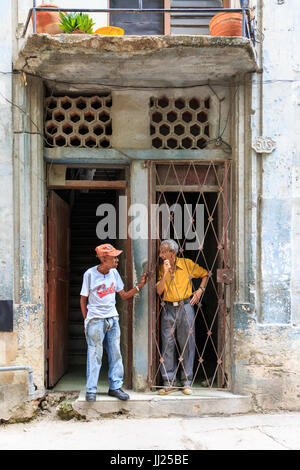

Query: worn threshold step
[73,390,252,418]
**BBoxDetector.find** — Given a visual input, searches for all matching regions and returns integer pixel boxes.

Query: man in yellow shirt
[156,239,208,395]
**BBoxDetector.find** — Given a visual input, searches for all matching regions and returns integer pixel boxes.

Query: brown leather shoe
[158,386,178,395]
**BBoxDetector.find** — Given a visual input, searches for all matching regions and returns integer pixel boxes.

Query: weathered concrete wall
[14,34,257,89]
[232,304,300,411]
[232,0,300,411]
[111,86,229,150]
[2,0,300,418]
[111,91,152,149]
[12,71,45,387]
[0,65,45,421]
[0,3,14,307]
[0,0,22,421]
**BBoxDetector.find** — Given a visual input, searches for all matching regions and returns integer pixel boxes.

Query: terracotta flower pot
[209,12,243,37]
[31,4,62,34]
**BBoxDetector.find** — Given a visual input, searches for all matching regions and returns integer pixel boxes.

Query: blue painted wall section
[261,198,291,324]
[0,1,14,303]
[233,302,256,332]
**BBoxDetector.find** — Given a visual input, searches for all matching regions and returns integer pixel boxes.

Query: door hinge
[217,268,233,284]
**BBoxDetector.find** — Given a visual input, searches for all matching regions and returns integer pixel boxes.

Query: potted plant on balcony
[31,4,63,34]
[58,12,95,34]
[209,0,249,37]
[95,26,125,36]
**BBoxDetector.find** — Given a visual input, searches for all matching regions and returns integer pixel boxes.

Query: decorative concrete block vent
[150,96,210,149]
[44,95,112,148]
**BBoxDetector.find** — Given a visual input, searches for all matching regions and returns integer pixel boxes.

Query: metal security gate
[148,160,233,390]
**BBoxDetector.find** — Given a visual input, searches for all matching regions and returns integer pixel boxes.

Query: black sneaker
[85,392,96,402]
[108,388,130,401]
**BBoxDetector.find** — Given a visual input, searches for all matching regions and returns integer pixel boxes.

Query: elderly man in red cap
[80,243,147,402]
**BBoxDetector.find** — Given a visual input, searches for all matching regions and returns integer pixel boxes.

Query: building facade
[0,0,300,421]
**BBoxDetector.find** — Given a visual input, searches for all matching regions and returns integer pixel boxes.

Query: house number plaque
[252,137,276,154]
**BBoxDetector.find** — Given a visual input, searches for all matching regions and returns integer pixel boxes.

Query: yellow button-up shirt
[156,257,208,302]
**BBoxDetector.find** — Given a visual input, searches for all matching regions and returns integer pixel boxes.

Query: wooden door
[47,191,70,387]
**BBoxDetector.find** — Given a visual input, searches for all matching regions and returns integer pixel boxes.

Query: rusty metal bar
[32,7,251,13]
[32,0,36,34]
[147,160,152,386]
[242,8,245,38]
[224,160,228,267]
[23,5,254,40]
[156,185,219,193]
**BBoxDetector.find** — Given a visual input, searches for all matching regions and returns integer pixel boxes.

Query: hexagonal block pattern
[45,95,112,148]
[150,96,211,150]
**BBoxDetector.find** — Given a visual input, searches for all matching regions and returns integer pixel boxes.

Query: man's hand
[190,289,203,306]
[156,260,172,296]
[139,273,148,288]
[163,259,171,274]
[118,273,148,301]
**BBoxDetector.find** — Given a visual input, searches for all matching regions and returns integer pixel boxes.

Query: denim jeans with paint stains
[85,317,124,393]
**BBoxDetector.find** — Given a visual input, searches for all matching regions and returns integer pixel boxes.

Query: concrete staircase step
[69,337,87,352]
[68,354,86,366]
[69,321,84,336]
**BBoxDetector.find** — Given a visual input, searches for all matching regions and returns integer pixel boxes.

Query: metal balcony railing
[22,1,255,47]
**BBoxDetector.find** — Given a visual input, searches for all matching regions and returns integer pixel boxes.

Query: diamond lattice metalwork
[148,161,232,390]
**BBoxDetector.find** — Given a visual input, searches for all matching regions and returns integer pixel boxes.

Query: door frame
[45,170,133,389]
[147,159,233,390]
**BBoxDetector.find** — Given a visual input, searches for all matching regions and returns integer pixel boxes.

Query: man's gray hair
[161,239,179,254]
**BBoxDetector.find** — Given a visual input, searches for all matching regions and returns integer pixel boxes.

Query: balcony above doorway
[14,4,258,90]
[14,33,257,90]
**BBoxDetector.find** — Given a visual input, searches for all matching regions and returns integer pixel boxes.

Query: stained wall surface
[231,0,300,410]
[1,0,300,421]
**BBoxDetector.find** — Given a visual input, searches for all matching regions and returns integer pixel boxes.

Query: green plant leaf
[58,11,95,33]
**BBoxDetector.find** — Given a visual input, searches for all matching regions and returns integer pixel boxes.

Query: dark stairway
[68,189,117,366]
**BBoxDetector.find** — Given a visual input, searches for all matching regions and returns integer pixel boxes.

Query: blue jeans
[85,317,124,393]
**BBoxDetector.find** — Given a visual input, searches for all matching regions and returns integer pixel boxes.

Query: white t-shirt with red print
[80,266,124,327]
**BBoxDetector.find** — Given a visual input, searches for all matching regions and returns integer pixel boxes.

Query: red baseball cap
[95,244,123,257]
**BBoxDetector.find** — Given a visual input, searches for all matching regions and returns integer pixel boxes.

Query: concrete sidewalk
[1,411,300,450]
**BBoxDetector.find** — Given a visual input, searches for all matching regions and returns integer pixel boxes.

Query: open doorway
[149,161,233,390]
[46,167,132,391]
